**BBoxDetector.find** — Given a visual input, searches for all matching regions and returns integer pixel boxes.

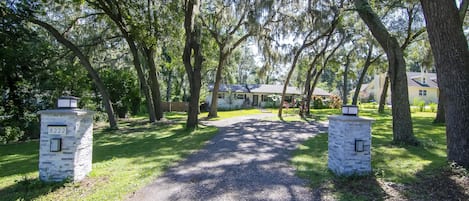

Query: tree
[278,0,344,117]
[202,1,254,118]
[420,0,469,168]
[183,0,204,129]
[355,0,418,145]
[89,0,158,122]
[29,17,118,129]
[351,42,381,105]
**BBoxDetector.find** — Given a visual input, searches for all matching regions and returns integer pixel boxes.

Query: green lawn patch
[0,119,218,201]
[199,108,266,120]
[292,109,467,200]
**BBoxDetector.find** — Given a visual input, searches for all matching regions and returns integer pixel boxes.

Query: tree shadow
[0,176,67,201]
[128,120,329,200]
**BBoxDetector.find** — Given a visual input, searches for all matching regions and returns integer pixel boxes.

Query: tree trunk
[30,18,118,129]
[342,52,351,105]
[91,0,156,123]
[352,45,374,105]
[183,0,203,129]
[378,74,389,113]
[128,41,156,123]
[421,0,469,167]
[279,45,306,118]
[208,50,226,118]
[433,91,445,123]
[355,0,418,145]
[309,68,324,105]
[304,66,318,115]
[143,47,163,120]
[166,69,173,102]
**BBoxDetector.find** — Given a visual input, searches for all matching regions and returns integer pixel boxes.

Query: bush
[94,111,109,123]
[0,126,24,144]
[329,95,342,109]
[413,98,426,112]
[429,103,437,112]
[312,96,324,109]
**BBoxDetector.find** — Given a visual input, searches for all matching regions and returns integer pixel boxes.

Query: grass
[199,108,266,120]
[0,119,218,201]
[291,108,468,200]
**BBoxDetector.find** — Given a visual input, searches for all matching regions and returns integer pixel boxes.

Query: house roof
[208,84,250,93]
[313,87,332,96]
[208,84,332,96]
[247,84,302,95]
[407,72,438,88]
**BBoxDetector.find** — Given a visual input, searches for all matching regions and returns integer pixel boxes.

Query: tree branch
[62,12,105,35]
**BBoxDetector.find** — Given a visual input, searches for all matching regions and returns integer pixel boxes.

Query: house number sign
[48,125,67,135]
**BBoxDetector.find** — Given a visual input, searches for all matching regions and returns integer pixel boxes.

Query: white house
[206,84,331,109]
[361,71,439,104]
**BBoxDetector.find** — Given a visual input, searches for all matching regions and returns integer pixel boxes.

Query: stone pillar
[328,115,374,176]
[38,109,94,182]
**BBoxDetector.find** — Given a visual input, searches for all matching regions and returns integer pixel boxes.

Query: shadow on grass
[292,133,388,201]
[0,118,218,201]
[402,163,468,200]
[0,140,38,178]
[0,177,67,201]
[294,109,459,200]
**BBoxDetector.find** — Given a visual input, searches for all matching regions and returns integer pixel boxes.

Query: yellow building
[361,71,439,104]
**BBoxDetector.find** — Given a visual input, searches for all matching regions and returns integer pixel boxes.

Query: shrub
[0,126,24,144]
[429,103,437,112]
[312,96,324,109]
[413,98,426,112]
[329,95,342,109]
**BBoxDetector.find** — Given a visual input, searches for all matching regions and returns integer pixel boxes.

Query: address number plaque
[47,125,67,135]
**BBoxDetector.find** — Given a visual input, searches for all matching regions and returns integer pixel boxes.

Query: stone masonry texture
[38,109,94,182]
[328,115,374,176]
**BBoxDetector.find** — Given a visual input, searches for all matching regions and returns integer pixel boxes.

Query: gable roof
[208,84,250,93]
[208,84,332,96]
[247,84,301,95]
[407,72,438,88]
[313,87,332,96]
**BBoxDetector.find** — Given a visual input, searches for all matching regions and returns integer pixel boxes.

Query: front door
[252,95,258,106]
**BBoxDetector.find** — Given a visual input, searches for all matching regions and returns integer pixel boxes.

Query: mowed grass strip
[0,119,218,201]
[291,108,469,200]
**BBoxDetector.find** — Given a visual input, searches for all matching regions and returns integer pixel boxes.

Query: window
[261,95,269,102]
[218,93,225,99]
[419,90,427,96]
[236,94,245,99]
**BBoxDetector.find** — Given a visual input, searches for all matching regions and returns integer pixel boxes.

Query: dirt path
[127,114,327,201]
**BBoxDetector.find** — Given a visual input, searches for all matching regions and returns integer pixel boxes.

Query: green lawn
[0,119,218,201]
[199,108,266,120]
[291,109,467,200]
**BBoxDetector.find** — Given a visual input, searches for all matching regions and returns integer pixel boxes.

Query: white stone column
[328,115,374,176]
[38,109,94,182]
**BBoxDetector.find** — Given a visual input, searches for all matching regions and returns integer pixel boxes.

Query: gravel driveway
[127,113,327,201]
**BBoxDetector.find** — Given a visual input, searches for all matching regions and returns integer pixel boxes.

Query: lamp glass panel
[349,107,358,115]
[70,99,78,108]
[58,99,70,108]
[342,107,349,114]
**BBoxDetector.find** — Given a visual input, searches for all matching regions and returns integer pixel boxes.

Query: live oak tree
[355,0,419,145]
[183,0,204,129]
[278,0,344,118]
[202,0,255,118]
[420,0,469,168]
[88,0,162,122]
[28,18,118,129]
